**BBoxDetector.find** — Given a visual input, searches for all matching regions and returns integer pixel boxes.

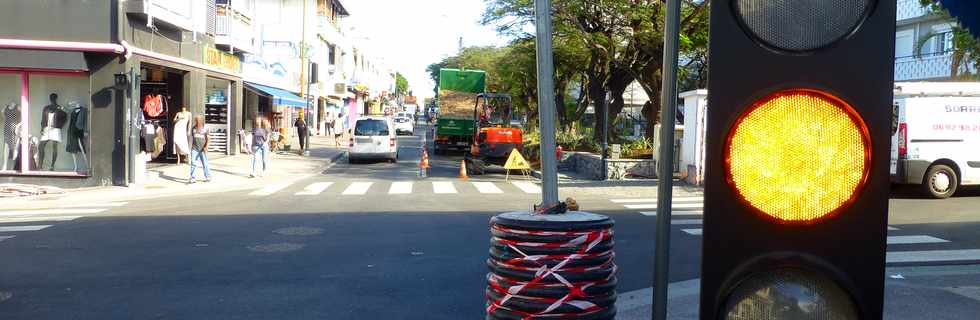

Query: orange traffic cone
[459,159,469,180]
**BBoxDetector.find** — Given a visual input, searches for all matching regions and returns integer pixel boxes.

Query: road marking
[0,216,82,224]
[295,182,333,195]
[0,236,14,242]
[389,182,413,194]
[888,226,900,231]
[60,202,128,208]
[433,181,458,194]
[342,182,373,195]
[512,181,542,194]
[887,250,980,264]
[672,219,703,225]
[249,183,292,196]
[0,209,105,217]
[472,182,503,194]
[639,211,703,217]
[887,235,950,245]
[682,228,702,235]
[625,203,703,210]
[610,197,703,203]
[0,225,51,232]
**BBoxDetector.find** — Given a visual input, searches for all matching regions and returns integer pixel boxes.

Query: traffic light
[701,1,895,319]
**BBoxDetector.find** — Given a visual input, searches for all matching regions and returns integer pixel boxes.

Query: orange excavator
[465,93,523,175]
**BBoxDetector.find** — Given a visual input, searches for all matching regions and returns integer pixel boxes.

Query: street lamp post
[533,0,559,207]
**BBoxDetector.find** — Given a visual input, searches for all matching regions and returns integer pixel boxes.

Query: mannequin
[173,107,192,164]
[1,101,20,170]
[65,101,88,172]
[38,93,68,171]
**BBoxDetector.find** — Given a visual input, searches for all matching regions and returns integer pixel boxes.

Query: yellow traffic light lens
[726,90,869,223]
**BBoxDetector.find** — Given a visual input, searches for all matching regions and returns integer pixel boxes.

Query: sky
[340,0,511,100]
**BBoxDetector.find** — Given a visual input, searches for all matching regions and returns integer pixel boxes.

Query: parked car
[393,117,415,136]
[349,116,398,163]
[396,112,415,122]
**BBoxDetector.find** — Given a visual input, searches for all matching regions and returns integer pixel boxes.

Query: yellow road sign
[504,149,531,170]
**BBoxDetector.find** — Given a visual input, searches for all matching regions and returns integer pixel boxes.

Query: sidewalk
[615,265,980,319]
[1,136,346,208]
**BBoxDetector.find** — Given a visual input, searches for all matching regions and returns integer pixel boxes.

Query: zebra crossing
[244,180,543,197]
[610,196,980,265]
[0,202,126,244]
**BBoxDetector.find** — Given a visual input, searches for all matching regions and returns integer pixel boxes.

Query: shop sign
[334,83,346,95]
[204,47,242,73]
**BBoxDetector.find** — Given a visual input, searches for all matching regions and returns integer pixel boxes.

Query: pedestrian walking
[294,113,309,154]
[188,115,211,184]
[250,117,270,178]
[333,116,345,147]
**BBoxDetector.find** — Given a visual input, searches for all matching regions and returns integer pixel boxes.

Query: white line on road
[0,235,14,242]
[342,182,373,195]
[0,225,51,232]
[249,183,292,196]
[887,249,980,264]
[0,216,83,224]
[682,228,702,235]
[60,202,128,208]
[472,182,503,194]
[625,203,703,210]
[639,211,703,217]
[389,182,413,194]
[512,181,541,194]
[672,219,703,225]
[433,181,458,194]
[295,182,334,196]
[887,235,950,245]
[888,226,900,231]
[0,209,105,217]
[610,197,703,203]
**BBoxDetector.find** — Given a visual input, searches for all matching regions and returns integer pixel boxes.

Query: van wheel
[923,164,958,199]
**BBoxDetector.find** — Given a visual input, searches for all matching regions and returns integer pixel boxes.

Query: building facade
[895,0,978,81]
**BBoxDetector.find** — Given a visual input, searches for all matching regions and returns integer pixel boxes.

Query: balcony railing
[895,52,978,81]
[214,4,255,53]
[897,0,933,21]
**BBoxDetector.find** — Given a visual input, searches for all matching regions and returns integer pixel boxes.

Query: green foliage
[917,0,980,79]
[395,72,409,95]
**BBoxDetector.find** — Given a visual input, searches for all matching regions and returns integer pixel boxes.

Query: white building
[895,0,978,81]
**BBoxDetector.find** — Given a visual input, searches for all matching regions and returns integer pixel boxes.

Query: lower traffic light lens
[726,89,869,223]
[724,268,858,320]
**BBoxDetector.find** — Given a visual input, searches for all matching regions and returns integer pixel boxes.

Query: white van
[349,116,398,163]
[891,82,980,198]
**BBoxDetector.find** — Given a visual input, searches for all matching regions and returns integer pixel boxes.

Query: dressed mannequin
[1,101,20,170]
[38,93,68,171]
[173,107,192,164]
[65,101,89,172]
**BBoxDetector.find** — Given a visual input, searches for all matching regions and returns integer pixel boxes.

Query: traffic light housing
[701,1,895,319]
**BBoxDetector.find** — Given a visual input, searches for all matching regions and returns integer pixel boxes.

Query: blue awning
[245,82,308,108]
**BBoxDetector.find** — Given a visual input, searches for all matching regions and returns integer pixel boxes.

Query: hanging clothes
[143,94,165,118]
[66,106,87,154]
[173,111,192,156]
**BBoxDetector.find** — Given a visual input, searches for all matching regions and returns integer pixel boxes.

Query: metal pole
[601,92,609,180]
[127,68,137,186]
[653,0,681,319]
[533,0,559,207]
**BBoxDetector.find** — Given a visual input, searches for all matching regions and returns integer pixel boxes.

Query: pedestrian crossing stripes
[295,182,333,196]
[0,225,52,232]
[343,182,373,195]
[625,203,703,210]
[0,208,106,217]
[886,249,980,264]
[244,181,546,196]
[0,235,13,242]
[388,182,413,194]
[639,211,702,217]
[60,202,128,208]
[0,216,83,224]
[250,183,293,196]
[610,197,704,203]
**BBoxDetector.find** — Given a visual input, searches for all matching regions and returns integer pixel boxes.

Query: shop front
[244,82,306,150]
[0,47,123,188]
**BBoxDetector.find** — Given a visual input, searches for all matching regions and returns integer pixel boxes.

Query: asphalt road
[0,123,978,319]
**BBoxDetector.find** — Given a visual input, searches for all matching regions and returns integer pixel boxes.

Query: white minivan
[349,116,398,163]
[891,82,980,198]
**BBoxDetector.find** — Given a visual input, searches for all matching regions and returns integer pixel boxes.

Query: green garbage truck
[434,68,486,154]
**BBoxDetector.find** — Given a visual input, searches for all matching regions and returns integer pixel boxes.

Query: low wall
[561,152,657,180]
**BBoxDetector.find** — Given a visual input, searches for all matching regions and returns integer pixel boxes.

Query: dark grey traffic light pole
[534,0,559,206]
[653,0,681,319]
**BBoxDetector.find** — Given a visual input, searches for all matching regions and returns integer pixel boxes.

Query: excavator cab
[466,93,523,175]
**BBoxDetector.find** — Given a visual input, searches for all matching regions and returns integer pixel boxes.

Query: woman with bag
[250,118,270,178]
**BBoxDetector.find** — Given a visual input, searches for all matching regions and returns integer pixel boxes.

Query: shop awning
[245,82,308,107]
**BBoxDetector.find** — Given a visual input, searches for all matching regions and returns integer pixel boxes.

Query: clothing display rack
[205,88,229,154]
[141,83,176,160]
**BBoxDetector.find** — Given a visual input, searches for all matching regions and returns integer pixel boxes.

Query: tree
[916,0,980,80]
[395,72,409,95]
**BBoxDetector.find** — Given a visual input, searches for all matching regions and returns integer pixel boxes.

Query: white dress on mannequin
[174,111,192,156]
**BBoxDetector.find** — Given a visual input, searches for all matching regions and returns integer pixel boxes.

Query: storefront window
[29,74,90,174]
[0,73,23,173]
[0,71,89,175]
